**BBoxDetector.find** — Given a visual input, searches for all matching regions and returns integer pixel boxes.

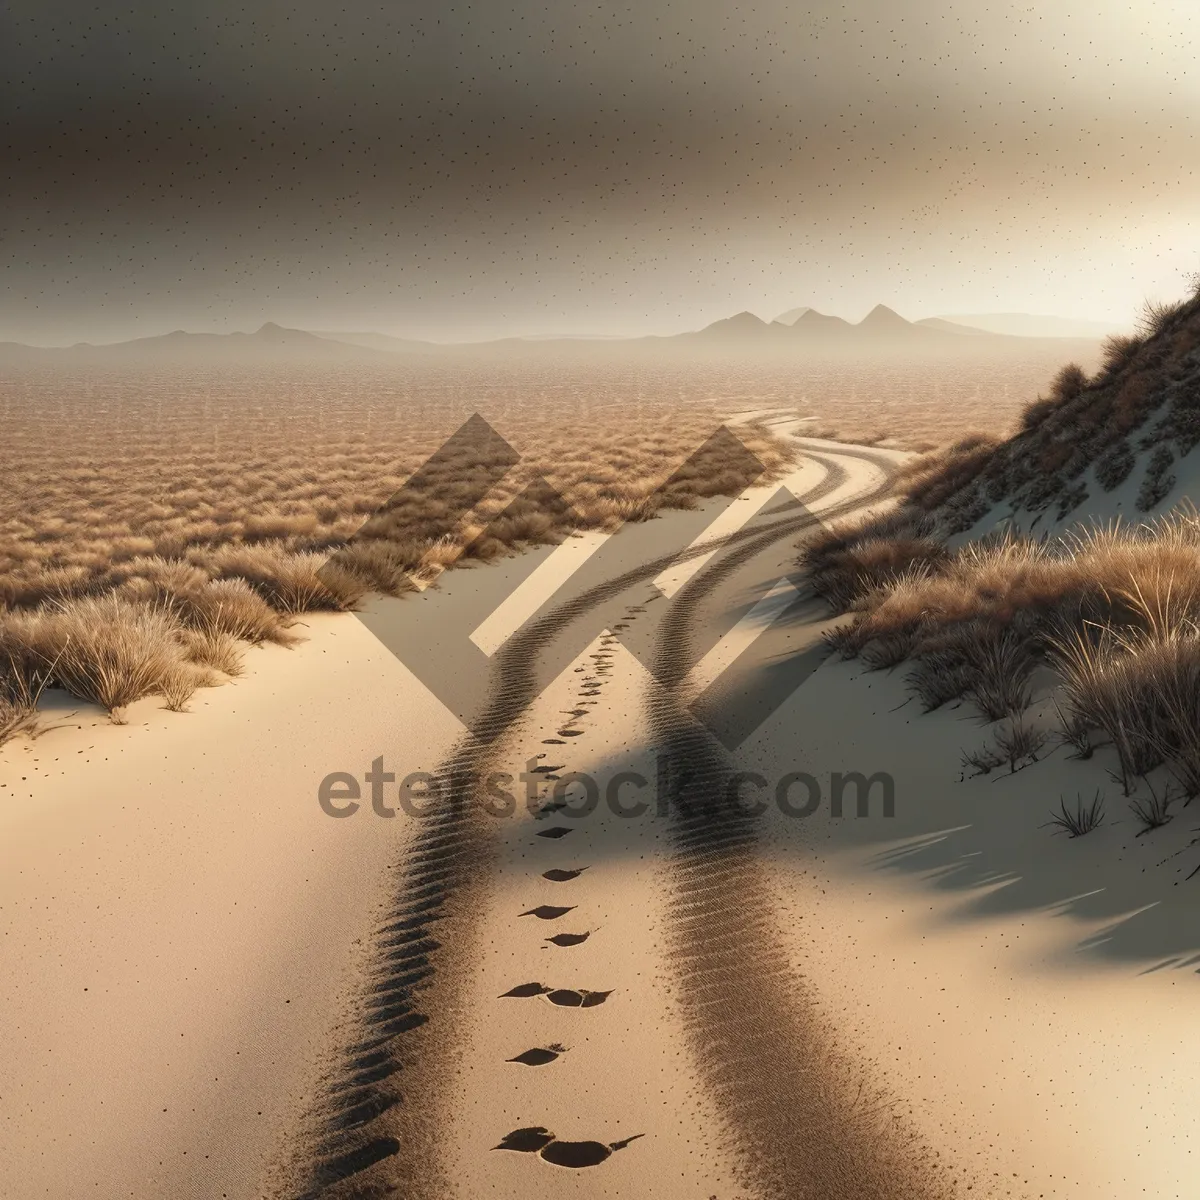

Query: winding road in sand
[3,427,955,1199]
[278,429,952,1199]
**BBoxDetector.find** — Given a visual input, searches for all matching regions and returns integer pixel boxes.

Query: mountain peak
[858,304,911,327]
[698,311,770,336]
[774,305,812,326]
[794,308,853,329]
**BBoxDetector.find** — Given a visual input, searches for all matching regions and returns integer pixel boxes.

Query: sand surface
[0,620,462,1198]
[4,427,1198,1198]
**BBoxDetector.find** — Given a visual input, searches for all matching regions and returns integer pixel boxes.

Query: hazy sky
[3,1,1198,344]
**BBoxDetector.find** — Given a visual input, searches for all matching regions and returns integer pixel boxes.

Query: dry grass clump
[1129,778,1176,834]
[3,596,183,714]
[1045,791,1106,837]
[993,715,1048,772]
[804,509,948,611]
[1099,333,1145,379]
[810,505,1200,799]
[207,546,368,612]
[899,433,1002,511]
[1050,574,1200,798]
[0,593,256,728]
[0,635,42,743]
[0,692,39,743]
[177,627,244,676]
[1135,296,1192,341]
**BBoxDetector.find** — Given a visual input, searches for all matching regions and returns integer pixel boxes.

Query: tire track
[647,455,960,1198]
[281,445,897,1198]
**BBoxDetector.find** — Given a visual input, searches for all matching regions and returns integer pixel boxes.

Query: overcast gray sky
[2,0,1197,344]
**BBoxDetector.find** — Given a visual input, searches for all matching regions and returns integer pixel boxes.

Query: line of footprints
[493,599,655,1170]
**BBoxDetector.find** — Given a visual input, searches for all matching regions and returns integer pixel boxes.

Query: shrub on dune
[10,595,186,714]
[1094,440,1135,491]
[1020,395,1059,433]
[1050,576,1200,797]
[901,433,1001,510]
[1051,362,1090,402]
[210,545,366,613]
[1100,333,1144,377]
[813,509,1200,786]
[0,626,42,744]
[0,691,38,745]
[177,627,244,676]
[1135,297,1190,340]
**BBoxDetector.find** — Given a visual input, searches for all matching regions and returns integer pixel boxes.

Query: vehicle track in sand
[281,442,951,1199]
[645,461,959,1200]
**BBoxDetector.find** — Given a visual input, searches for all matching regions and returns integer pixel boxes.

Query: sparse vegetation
[803,284,1200,824]
[961,743,1004,778]
[1129,778,1175,835]
[859,283,1200,526]
[1045,791,1106,838]
[0,370,800,742]
[808,505,1200,810]
[993,716,1047,773]
[1094,440,1135,491]
[1136,445,1177,512]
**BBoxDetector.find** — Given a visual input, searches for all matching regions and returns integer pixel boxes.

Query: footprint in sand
[499,983,612,1007]
[493,1127,644,1168]
[544,931,590,947]
[507,1044,567,1067]
[542,867,587,882]
[519,905,576,920]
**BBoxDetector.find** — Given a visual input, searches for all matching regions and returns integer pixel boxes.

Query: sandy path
[284,440,920,1197]
[444,627,746,1198]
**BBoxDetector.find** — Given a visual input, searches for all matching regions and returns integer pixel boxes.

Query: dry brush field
[0,343,1095,740]
[0,362,793,735]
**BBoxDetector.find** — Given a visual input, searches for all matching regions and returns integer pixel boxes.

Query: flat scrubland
[804,285,1200,836]
[0,330,1106,744]
[0,363,793,737]
[445,337,1106,448]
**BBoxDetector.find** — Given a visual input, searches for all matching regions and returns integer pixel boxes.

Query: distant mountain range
[768,308,1126,339]
[681,304,1010,345]
[0,306,1113,368]
[0,322,400,366]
